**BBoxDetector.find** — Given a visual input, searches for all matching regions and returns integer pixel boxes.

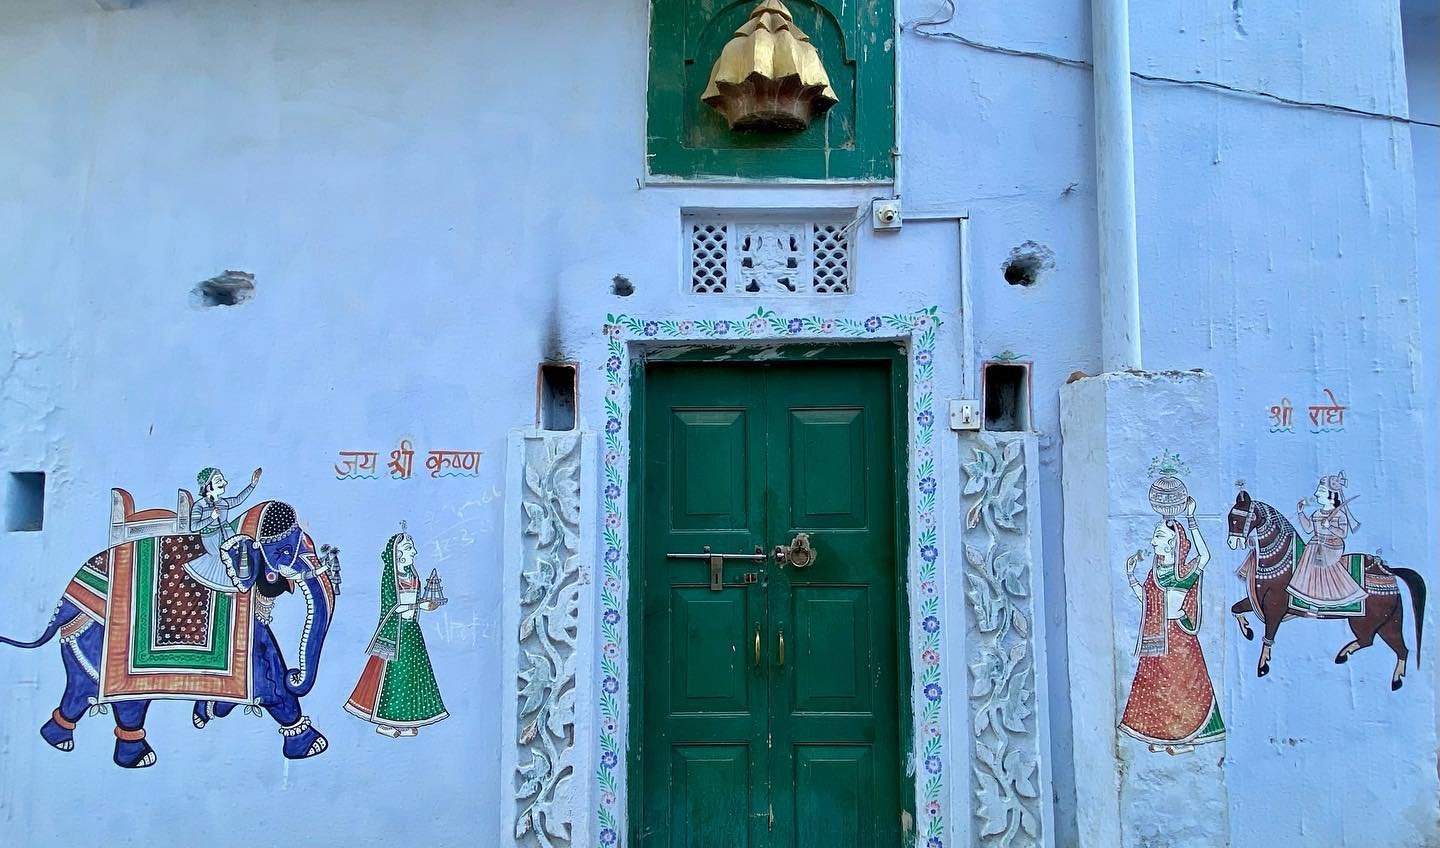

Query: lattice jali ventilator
[685,216,853,295]
[690,223,729,294]
[810,223,851,293]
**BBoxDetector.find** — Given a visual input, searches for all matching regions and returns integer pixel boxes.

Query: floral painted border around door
[596,306,949,848]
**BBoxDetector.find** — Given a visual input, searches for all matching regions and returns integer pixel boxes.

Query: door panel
[670,588,753,713]
[671,745,752,847]
[788,408,867,524]
[640,358,903,848]
[671,409,750,530]
[794,745,875,848]
[791,587,872,714]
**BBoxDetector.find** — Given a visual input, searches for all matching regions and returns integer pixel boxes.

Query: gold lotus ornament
[701,0,839,132]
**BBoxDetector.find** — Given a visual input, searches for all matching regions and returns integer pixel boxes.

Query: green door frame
[626,341,914,844]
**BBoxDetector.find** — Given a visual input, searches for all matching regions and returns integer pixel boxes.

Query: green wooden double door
[637,358,905,847]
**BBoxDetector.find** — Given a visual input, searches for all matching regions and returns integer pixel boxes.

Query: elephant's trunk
[284,571,334,697]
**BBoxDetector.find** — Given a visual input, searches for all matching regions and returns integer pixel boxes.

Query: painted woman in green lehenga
[345,531,448,737]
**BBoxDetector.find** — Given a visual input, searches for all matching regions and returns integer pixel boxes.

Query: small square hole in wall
[537,363,578,432]
[983,363,1032,432]
[6,472,45,532]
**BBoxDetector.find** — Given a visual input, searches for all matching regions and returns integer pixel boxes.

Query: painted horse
[0,490,341,767]
[1226,490,1425,689]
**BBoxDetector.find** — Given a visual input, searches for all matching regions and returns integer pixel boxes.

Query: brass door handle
[754,625,761,670]
[778,629,785,666]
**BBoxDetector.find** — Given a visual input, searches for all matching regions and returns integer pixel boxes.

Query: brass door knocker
[775,532,817,568]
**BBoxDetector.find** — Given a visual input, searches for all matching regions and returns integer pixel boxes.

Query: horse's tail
[0,602,65,649]
[1392,567,1427,667]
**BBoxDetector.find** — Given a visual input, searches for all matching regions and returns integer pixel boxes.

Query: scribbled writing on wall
[431,608,497,648]
[426,486,503,564]
[335,438,484,480]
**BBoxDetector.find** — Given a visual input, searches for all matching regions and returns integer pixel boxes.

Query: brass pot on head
[1148,475,1189,517]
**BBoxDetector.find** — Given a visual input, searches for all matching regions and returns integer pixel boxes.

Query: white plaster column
[501,430,596,848]
[1091,0,1143,371]
[1059,372,1229,848]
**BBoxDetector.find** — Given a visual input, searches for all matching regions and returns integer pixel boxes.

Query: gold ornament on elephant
[701,0,839,132]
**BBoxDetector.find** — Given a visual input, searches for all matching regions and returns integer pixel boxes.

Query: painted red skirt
[1119,619,1225,746]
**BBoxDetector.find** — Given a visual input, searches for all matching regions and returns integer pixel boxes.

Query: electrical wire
[903,0,1440,130]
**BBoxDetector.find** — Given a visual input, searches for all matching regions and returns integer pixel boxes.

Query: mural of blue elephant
[0,485,341,768]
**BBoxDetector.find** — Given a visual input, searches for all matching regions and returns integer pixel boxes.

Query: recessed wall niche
[983,361,1033,432]
[537,363,579,432]
[6,472,45,532]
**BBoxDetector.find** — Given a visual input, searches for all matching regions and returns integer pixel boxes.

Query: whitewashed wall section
[502,431,597,848]
[959,433,1054,848]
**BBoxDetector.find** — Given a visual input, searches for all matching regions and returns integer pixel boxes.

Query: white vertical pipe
[891,3,905,200]
[905,211,976,398]
[958,216,975,399]
[1092,0,1143,371]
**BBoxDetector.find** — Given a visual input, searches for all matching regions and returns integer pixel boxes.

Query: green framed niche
[647,0,896,181]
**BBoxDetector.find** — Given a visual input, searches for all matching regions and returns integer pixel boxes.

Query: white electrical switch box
[949,399,981,431]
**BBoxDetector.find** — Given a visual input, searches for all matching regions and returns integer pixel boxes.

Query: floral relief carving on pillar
[514,434,583,847]
[962,436,1042,847]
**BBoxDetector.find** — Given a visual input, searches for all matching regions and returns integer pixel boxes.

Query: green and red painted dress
[1119,552,1225,747]
[345,552,447,730]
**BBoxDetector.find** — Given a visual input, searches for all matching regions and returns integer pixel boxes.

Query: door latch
[666,546,767,591]
[774,532,817,568]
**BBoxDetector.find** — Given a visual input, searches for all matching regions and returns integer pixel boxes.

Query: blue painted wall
[1403,0,1439,783]
[0,1,1433,845]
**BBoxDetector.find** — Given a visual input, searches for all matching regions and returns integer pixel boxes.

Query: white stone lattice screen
[686,216,853,295]
[502,431,596,848]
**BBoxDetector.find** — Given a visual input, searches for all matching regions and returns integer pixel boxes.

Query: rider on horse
[1290,472,1365,607]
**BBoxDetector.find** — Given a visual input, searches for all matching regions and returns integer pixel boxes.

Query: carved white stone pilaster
[961,434,1051,848]
[504,432,594,848]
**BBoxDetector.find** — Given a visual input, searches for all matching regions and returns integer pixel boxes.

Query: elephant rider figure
[186,466,263,592]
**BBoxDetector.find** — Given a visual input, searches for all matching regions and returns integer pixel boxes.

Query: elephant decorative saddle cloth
[63,489,256,704]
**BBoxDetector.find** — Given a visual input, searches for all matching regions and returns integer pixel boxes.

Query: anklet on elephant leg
[51,708,76,731]
[278,715,313,737]
[114,726,145,742]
